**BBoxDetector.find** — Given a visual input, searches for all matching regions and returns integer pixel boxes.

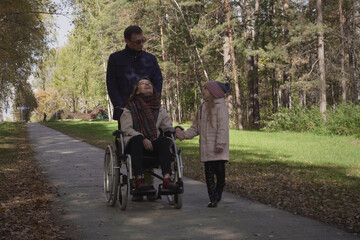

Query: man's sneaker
[163,178,178,190]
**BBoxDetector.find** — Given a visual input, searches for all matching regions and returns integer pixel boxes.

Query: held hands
[175,128,185,141]
[143,138,153,151]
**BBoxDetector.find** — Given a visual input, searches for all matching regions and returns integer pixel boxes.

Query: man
[106,25,163,201]
[106,25,163,114]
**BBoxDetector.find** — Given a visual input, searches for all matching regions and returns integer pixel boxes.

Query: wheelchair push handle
[113,107,124,130]
[164,129,176,138]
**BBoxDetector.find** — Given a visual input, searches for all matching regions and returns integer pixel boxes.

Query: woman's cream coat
[184,98,229,163]
[120,108,173,146]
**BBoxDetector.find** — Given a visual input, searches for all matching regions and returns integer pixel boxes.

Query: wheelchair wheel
[174,194,183,209]
[104,145,119,207]
[169,162,183,209]
[118,155,129,210]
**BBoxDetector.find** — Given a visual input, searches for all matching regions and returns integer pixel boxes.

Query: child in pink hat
[176,81,231,207]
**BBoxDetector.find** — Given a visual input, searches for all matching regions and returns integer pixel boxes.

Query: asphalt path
[27,122,358,240]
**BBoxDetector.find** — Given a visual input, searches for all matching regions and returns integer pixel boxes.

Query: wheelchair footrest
[131,187,157,196]
[158,181,184,195]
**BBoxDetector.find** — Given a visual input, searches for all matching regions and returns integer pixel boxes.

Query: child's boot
[216,182,225,202]
[205,167,218,207]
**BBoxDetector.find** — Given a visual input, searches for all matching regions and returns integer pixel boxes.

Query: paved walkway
[27,122,358,240]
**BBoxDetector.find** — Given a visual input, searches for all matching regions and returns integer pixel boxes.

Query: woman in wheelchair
[120,77,178,191]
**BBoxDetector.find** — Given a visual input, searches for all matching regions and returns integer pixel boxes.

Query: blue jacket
[106,45,163,109]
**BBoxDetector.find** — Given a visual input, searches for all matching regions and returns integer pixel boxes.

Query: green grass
[43,121,360,179]
[0,122,23,200]
[0,122,22,168]
[43,120,117,149]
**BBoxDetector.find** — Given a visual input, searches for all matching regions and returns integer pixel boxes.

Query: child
[176,81,230,208]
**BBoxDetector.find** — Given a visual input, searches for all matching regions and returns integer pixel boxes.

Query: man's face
[125,33,145,51]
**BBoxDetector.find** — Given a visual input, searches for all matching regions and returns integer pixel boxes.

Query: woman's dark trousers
[204,160,226,203]
[126,135,172,177]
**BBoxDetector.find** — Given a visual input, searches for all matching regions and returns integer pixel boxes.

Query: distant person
[106,25,163,201]
[176,81,231,208]
[43,112,47,122]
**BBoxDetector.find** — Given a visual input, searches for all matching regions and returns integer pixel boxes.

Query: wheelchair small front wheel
[174,194,183,209]
[118,174,128,210]
[103,145,119,207]
[118,155,130,210]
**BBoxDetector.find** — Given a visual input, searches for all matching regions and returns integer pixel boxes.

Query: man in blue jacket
[106,25,163,119]
[106,25,163,201]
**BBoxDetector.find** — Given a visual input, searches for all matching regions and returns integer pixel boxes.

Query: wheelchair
[103,118,184,211]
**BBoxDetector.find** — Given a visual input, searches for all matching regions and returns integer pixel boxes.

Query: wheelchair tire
[118,157,129,211]
[103,145,119,207]
[172,161,183,209]
[174,194,183,209]
[118,185,128,210]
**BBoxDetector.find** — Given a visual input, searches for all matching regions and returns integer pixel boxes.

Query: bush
[325,103,360,137]
[262,105,326,133]
[262,103,360,137]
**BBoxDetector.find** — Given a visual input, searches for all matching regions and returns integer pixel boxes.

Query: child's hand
[175,128,185,141]
[215,148,223,154]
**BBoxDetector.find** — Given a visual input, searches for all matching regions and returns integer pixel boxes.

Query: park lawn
[0,122,22,200]
[43,120,360,233]
[0,122,69,239]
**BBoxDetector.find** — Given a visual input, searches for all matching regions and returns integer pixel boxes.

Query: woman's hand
[143,138,153,151]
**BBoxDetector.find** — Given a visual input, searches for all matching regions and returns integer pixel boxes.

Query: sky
[52,1,74,48]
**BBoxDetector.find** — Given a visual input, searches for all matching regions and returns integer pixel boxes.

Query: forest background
[0,0,360,135]
[1,0,360,237]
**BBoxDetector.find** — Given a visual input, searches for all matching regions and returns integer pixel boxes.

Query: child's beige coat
[184,98,229,163]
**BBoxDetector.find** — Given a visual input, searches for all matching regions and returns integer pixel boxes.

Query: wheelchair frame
[104,128,184,210]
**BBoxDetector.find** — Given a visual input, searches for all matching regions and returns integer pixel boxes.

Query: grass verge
[43,120,360,234]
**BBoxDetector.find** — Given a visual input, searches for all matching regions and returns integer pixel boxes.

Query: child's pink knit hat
[204,81,231,99]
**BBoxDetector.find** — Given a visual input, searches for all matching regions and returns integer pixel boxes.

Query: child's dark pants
[204,160,226,203]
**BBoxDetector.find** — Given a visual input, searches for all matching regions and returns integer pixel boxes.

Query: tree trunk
[223,36,235,121]
[271,68,278,113]
[158,14,173,121]
[339,0,347,102]
[282,0,291,109]
[225,0,243,130]
[317,0,327,115]
[0,104,3,122]
[246,0,260,128]
[175,56,182,124]
[348,3,358,104]
[103,60,113,121]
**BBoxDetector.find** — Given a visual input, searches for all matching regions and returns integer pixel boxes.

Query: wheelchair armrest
[112,130,123,138]
[164,129,175,137]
